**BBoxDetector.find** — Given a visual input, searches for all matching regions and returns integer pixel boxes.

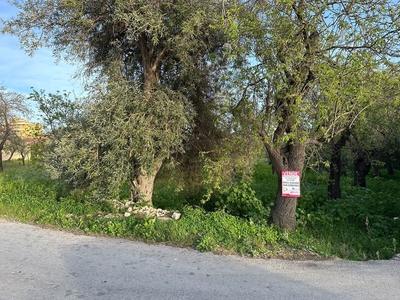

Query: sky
[0,1,85,120]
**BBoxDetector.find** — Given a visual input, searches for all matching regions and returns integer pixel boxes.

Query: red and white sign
[282,170,301,198]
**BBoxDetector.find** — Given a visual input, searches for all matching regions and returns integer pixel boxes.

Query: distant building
[10,118,43,138]
[1,118,43,161]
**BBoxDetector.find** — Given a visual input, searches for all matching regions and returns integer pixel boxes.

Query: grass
[0,160,399,260]
[295,169,400,260]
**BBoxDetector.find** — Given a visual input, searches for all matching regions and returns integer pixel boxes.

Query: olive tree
[2,0,226,203]
[34,82,190,203]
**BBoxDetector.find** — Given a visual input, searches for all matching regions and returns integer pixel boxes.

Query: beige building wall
[1,118,43,161]
[10,118,43,138]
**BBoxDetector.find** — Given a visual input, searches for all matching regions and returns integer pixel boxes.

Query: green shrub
[215,181,269,222]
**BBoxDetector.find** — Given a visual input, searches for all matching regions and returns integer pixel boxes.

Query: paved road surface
[1,218,399,300]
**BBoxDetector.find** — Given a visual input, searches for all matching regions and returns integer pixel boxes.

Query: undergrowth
[0,160,399,260]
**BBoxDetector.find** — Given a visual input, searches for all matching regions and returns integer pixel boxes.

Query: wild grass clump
[0,161,113,224]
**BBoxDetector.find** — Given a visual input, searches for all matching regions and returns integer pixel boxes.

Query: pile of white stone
[391,253,400,261]
[108,200,181,221]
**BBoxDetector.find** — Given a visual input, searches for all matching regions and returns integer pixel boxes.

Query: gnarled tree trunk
[268,180,299,231]
[126,33,164,206]
[130,163,162,206]
[263,141,306,231]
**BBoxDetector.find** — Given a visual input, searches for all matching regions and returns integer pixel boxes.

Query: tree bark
[130,162,162,206]
[328,151,342,198]
[353,151,370,187]
[328,130,351,199]
[268,183,298,231]
[371,150,381,177]
[126,33,164,206]
[263,140,306,231]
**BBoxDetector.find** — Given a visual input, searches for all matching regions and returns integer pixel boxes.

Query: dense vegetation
[1,1,399,260]
[1,160,398,261]
[3,0,400,231]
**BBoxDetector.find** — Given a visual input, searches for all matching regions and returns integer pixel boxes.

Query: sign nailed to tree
[282,171,301,198]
